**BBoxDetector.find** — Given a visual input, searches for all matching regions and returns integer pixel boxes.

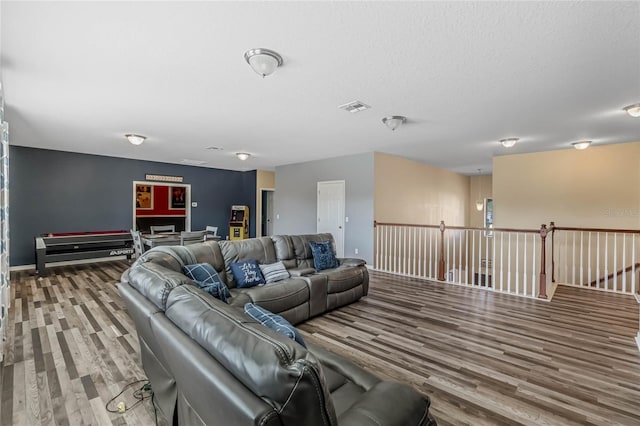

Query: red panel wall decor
[136,184,186,217]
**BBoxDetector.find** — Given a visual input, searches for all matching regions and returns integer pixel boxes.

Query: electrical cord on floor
[106,378,158,425]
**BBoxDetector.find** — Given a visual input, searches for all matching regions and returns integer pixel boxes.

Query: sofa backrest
[272,233,336,270]
[218,237,277,288]
[163,285,338,426]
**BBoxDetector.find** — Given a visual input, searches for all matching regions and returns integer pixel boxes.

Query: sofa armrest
[339,258,366,267]
[288,267,316,277]
[338,381,434,426]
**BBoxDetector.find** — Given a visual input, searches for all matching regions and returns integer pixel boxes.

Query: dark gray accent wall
[10,146,256,266]
[274,152,374,264]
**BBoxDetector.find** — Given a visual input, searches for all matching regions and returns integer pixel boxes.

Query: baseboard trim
[10,256,130,272]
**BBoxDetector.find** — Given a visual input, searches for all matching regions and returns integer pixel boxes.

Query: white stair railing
[374,221,550,299]
[550,224,640,295]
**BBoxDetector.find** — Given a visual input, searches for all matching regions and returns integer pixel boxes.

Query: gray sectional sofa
[120,233,436,425]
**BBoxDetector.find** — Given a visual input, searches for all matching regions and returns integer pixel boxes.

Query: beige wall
[493,142,640,229]
[374,152,469,226]
[256,170,275,237]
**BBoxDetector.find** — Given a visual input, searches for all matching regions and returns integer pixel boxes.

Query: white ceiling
[2,1,639,174]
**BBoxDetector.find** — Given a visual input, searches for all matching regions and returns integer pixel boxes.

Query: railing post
[438,220,446,281]
[538,224,548,299]
[550,221,555,283]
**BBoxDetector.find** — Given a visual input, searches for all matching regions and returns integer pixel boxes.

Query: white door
[317,180,345,257]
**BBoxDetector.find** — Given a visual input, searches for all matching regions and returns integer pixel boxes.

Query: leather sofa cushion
[219,238,277,288]
[289,233,336,269]
[270,235,297,269]
[323,266,367,294]
[164,285,338,425]
[229,278,309,315]
[127,261,194,310]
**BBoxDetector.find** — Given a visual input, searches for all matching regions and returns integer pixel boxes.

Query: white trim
[636,333,640,352]
[10,256,130,272]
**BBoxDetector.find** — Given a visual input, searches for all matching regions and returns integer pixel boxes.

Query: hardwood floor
[2,261,639,425]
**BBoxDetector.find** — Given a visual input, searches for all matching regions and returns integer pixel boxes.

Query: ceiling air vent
[338,100,371,113]
[180,159,206,166]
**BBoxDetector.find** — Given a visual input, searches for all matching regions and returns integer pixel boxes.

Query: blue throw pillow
[182,263,231,303]
[244,303,306,348]
[309,240,339,271]
[230,260,266,288]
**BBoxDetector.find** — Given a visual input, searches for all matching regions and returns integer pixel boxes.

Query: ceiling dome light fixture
[572,140,591,150]
[623,103,640,118]
[236,152,251,161]
[381,116,407,131]
[499,137,519,148]
[244,48,283,78]
[125,134,146,145]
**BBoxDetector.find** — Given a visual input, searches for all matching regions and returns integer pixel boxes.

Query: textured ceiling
[2,1,639,174]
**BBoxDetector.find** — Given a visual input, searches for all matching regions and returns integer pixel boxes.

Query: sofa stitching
[136,263,182,310]
[259,410,279,426]
[250,285,308,304]
[417,406,429,425]
[280,362,331,426]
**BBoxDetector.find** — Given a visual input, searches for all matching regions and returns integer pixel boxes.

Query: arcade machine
[229,205,249,240]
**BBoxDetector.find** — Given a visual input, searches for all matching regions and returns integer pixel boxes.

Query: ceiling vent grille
[338,100,371,113]
[180,159,206,166]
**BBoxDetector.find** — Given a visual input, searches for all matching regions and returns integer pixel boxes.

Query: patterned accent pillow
[229,260,266,288]
[309,240,339,271]
[182,263,231,303]
[259,261,290,284]
[244,303,306,348]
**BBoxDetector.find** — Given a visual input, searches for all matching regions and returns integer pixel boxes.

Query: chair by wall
[205,226,219,240]
[130,230,145,258]
[180,230,207,246]
[150,225,176,234]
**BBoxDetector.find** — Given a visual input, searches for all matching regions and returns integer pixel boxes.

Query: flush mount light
[623,103,640,118]
[381,116,407,131]
[244,48,283,77]
[236,152,251,161]
[571,140,591,150]
[125,134,146,145]
[499,137,519,148]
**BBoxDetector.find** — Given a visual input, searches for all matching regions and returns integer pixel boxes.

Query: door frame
[259,188,275,237]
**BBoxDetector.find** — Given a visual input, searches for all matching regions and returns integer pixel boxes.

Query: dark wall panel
[10,147,256,266]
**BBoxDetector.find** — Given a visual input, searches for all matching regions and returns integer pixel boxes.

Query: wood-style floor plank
[2,262,164,426]
[1,261,639,425]
[299,272,640,426]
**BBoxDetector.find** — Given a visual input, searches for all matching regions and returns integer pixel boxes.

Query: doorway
[132,181,191,233]
[260,189,275,237]
[317,180,345,257]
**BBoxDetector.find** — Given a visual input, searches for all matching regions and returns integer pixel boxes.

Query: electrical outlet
[355,248,359,254]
